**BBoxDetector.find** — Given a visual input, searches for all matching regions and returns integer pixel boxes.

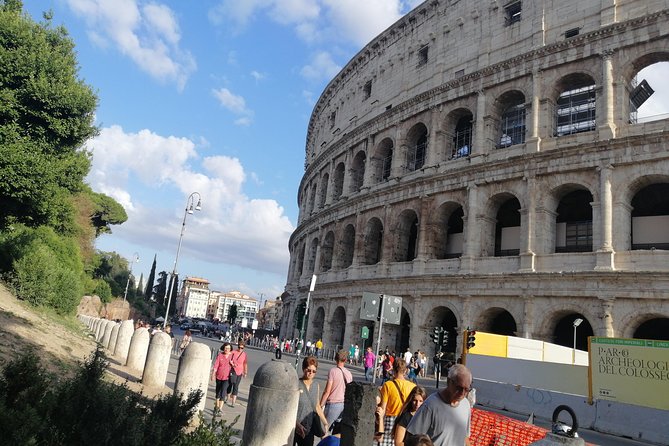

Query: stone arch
[552,312,594,351]
[306,236,319,274]
[330,306,346,349]
[494,89,527,148]
[477,307,518,336]
[318,172,329,208]
[480,192,521,257]
[308,181,318,214]
[445,108,474,159]
[552,72,597,136]
[319,231,335,272]
[350,150,367,193]
[295,242,306,278]
[372,137,394,183]
[362,217,384,265]
[335,224,356,269]
[310,306,326,342]
[618,306,669,339]
[333,162,345,200]
[622,52,669,124]
[424,305,459,355]
[633,317,669,341]
[555,188,594,253]
[630,178,669,251]
[394,209,419,262]
[432,201,464,259]
[405,123,428,172]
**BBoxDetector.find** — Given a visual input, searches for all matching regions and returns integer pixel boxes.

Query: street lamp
[123,252,140,301]
[295,274,317,368]
[572,317,583,364]
[163,192,202,328]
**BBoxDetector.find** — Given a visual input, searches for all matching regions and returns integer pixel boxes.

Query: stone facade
[281,0,669,357]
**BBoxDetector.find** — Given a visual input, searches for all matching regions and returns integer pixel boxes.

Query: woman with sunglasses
[225,341,248,407]
[211,342,233,415]
[295,356,328,446]
[392,386,427,446]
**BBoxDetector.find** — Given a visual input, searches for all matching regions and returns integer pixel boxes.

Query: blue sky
[23,0,424,302]
[23,1,669,304]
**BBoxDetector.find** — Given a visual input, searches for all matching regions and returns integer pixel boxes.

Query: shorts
[215,379,229,399]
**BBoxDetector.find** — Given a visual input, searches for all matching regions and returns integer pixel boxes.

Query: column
[519,175,537,272]
[361,137,375,187]
[324,162,335,207]
[474,90,489,156]
[522,296,535,338]
[595,165,615,270]
[598,298,616,337]
[341,150,353,199]
[426,106,442,166]
[598,50,617,139]
[526,69,542,152]
[415,196,434,261]
[460,183,479,273]
[391,126,406,178]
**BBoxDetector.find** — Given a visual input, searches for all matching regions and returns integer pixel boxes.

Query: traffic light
[432,326,441,344]
[441,330,449,347]
[466,329,476,350]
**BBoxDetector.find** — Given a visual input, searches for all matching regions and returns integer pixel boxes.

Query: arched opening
[308,182,318,214]
[627,59,669,124]
[425,306,459,356]
[480,308,518,336]
[306,237,318,273]
[373,138,394,183]
[553,313,593,351]
[495,197,521,256]
[319,231,334,272]
[555,189,593,253]
[362,217,384,265]
[394,308,411,353]
[350,150,366,193]
[406,123,428,172]
[296,243,306,277]
[333,162,345,200]
[394,210,419,262]
[554,73,596,136]
[633,318,669,340]
[310,306,326,341]
[336,224,355,269]
[496,90,526,148]
[434,203,464,259]
[318,173,329,208]
[631,183,669,250]
[330,306,346,350]
[451,112,473,159]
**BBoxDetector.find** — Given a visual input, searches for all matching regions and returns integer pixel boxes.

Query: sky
[23,1,669,305]
[23,0,425,303]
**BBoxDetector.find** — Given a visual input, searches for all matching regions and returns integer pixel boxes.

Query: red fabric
[212,352,232,380]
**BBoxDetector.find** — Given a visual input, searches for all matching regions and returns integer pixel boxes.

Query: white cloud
[65,0,196,89]
[250,70,266,81]
[322,0,403,46]
[86,125,294,275]
[300,51,341,82]
[212,88,254,125]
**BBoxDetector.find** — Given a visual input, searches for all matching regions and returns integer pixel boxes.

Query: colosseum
[280,0,669,358]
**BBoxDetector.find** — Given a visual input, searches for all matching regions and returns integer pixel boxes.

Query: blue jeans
[324,402,345,428]
[365,366,373,382]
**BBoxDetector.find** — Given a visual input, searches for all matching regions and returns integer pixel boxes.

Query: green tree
[228,303,238,324]
[0,1,98,232]
[144,255,157,301]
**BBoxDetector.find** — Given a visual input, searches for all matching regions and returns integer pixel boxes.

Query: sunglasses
[305,368,317,373]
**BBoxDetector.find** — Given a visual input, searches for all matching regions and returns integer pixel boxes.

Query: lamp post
[572,317,583,364]
[295,275,317,368]
[163,192,202,328]
[123,252,140,301]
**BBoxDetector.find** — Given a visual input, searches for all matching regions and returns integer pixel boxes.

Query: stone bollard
[340,381,378,446]
[95,319,107,341]
[93,319,102,339]
[126,327,150,372]
[174,342,212,416]
[101,320,115,349]
[242,359,299,446]
[142,332,172,387]
[114,320,135,363]
[529,433,586,445]
[109,323,121,353]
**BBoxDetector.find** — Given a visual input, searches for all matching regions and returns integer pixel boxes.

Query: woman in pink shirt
[225,341,248,407]
[211,342,233,415]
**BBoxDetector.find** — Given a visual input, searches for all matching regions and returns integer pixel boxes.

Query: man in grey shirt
[405,364,473,446]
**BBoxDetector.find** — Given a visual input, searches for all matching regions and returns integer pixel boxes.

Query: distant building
[209,291,259,324]
[257,297,283,330]
[178,277,210,319]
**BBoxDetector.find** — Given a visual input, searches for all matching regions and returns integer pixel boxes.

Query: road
[167,331,654,446]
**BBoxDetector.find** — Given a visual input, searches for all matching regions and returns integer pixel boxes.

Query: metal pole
[372,295,385,385]
[123,253,139,302]
[295,275,317,368]
[572,325,576,365]
[163,192,201,328]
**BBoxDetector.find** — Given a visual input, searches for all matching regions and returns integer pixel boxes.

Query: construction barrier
[470,408,548,446]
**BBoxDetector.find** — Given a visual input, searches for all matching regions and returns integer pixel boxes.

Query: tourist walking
[392,386,427,446]
[320,349,353,427]
[376,359,416,446]
[294,356,328,446]
[364,346,376,382]
[211,342,233,415]
[226,340,248,407]
[179,329,192,355]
